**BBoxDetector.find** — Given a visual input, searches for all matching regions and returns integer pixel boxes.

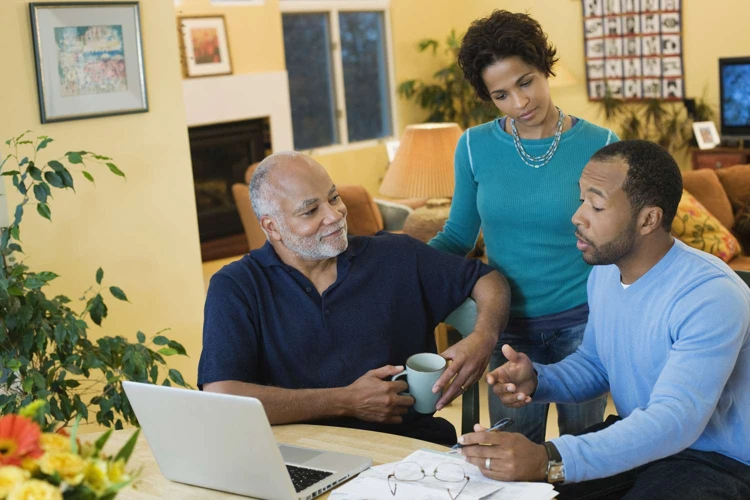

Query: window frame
[280,0,398,154]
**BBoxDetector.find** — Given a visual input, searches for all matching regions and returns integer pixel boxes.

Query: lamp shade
[549,62,577,88]
[379,123,463,198]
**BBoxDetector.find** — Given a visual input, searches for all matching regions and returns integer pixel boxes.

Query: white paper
[330,449,558,500]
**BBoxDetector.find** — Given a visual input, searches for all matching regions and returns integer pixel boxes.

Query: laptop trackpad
[279,445,324,464]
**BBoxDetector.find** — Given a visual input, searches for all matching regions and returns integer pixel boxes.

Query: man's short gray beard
[277,220,349,260]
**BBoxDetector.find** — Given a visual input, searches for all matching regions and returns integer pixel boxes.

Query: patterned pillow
[671,190,741,262]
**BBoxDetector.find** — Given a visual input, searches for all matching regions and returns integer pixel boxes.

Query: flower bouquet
[0,401,139,500]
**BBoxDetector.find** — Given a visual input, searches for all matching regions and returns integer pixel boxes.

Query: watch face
[549,464,565,483]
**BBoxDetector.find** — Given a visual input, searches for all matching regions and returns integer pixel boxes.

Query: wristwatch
[543,441,565,483]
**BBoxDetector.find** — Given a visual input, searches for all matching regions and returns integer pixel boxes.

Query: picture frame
[178,15,232,78]
[692,121,721,150]
[30,2,148,123]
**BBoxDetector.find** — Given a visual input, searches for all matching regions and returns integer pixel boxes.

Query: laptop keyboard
[286,464,333,493]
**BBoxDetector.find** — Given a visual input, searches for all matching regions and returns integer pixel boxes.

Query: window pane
[282,13,338,149]
[339,11,392,142]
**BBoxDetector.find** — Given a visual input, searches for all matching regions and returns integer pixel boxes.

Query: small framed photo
[179,16,232,78]
[29,2,148,123]
[693,121,721,150]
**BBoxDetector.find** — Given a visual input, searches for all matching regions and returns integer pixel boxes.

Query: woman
[429,10,617,443]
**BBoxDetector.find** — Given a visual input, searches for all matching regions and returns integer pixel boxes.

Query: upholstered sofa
[682,164,750,270]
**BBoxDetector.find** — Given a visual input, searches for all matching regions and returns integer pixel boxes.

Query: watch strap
[543,441,562,462]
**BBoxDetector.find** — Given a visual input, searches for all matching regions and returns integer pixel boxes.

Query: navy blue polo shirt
[198,232,493,391]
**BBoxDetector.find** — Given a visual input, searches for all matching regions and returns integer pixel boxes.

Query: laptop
[122,381,373,500]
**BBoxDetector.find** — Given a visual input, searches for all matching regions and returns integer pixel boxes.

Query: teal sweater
[429,118,617,318]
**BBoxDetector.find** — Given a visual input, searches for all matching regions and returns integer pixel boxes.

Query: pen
[447,417,514,453]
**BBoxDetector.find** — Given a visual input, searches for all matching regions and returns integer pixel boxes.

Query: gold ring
[460,385,467,392]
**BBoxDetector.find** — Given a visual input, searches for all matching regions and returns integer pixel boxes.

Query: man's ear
[638,206,664,236]
[261,216,282,241]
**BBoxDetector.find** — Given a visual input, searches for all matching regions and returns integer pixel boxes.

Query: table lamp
[379,122,463,242]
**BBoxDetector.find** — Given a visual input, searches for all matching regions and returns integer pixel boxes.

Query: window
[281,1,396,151]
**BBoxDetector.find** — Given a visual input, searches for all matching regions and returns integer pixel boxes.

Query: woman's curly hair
[458,10,559,101]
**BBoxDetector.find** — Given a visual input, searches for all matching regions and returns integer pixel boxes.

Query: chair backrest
[735,270,750,288]
[443,298,480,435]
[232,163,267,251]
[337,185,384,236]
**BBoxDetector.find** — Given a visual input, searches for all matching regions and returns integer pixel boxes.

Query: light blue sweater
[533,240,750,483]
[429,118,617,318]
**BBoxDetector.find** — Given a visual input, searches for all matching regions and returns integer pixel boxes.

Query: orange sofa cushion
[716,164,750,212]
[681,168,735,230]
[672,189,741,263]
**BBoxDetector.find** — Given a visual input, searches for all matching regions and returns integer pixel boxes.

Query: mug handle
[390,370,410,396]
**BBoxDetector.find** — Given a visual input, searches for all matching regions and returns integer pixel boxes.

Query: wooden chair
[231,162,267,251]
[444,298,481,435]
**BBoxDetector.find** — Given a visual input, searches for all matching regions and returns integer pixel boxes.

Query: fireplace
[188,118,269,260]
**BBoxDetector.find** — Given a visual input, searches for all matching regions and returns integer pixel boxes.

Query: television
[719,57,750,140]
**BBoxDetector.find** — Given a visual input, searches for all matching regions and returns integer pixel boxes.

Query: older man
[458,140,750,498]
[198,151,510,445]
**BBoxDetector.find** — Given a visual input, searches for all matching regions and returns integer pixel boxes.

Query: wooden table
[85,424,448,499]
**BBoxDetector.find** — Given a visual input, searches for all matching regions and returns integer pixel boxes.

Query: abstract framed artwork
[178,16,232,78]
[582,0,685,101]
[30,2,148,123]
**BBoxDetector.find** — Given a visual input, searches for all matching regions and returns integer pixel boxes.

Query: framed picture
[178,16,232,78]
[692,121,721,150]
[30,2,148,123]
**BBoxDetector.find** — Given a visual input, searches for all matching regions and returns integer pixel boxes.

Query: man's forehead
[580,159,629,191]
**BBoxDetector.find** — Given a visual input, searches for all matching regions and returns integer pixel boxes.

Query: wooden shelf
[692,147,750,170]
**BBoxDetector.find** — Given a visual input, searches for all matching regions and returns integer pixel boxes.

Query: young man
[198,151,510,446]
[457,140,750,498]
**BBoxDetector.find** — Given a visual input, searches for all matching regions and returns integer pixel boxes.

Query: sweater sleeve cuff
[550,435,580,484]
[531,362,556,403]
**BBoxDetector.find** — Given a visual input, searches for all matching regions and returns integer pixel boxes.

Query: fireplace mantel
[182,71,293,152]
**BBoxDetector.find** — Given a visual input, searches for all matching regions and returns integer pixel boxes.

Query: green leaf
[115,428,140,462]
[13,204,23,226]
[109,286,128,301]
[152,336,169,346]
[88,294,108,326]
[36,203,51,221]
[36,137,53,151]
[82,170,94,183]
[48,160,64,172]
[161,379,171,387]
[168,369,186,387]
[93,428,113,458]
[19,157,28,166]
[136,331,145,343]
[106,162,125,178]
[33,184,48,203]
[44,171,64,188]
[8,285,24,296]
[27,165,42,181]
[66,151,83,164]
[157,348,178,356]
[10,225,19,241]
[1,170,20,176]
[37,271,58,282]
[167,340,187,356]
[96,267,104,284]
[31,371,46,390]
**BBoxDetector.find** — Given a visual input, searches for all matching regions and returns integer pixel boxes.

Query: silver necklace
[510,107,565,169]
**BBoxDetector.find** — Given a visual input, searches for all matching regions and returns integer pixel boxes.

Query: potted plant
[0,131,190,431]
[398,30,499,129]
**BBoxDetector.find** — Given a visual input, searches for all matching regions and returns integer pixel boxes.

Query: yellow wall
[0,1,205,397]
[172,0,750,189]
[175,0,285,74]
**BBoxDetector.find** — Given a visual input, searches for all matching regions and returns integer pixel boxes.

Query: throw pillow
[671,189,741,263]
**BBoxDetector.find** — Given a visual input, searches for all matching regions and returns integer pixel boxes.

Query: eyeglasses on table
[387,461,470,499]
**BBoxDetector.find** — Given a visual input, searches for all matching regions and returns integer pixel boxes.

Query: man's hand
[458,423,549,482]
[486,344,538,408]
[434,331,496,410]
[344,365,414,424]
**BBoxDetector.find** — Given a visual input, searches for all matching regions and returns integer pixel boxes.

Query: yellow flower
[83,459,109,493]
[7,479,62,500]
[108,459,128,484]
[38,452,85,486]
[0,466,29,498]
[19,459,38,475]
[39,434,71,454]
[17,402,45,421]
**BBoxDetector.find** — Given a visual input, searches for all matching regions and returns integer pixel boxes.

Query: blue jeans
[488,322,607,444]
[555,416,750,500]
